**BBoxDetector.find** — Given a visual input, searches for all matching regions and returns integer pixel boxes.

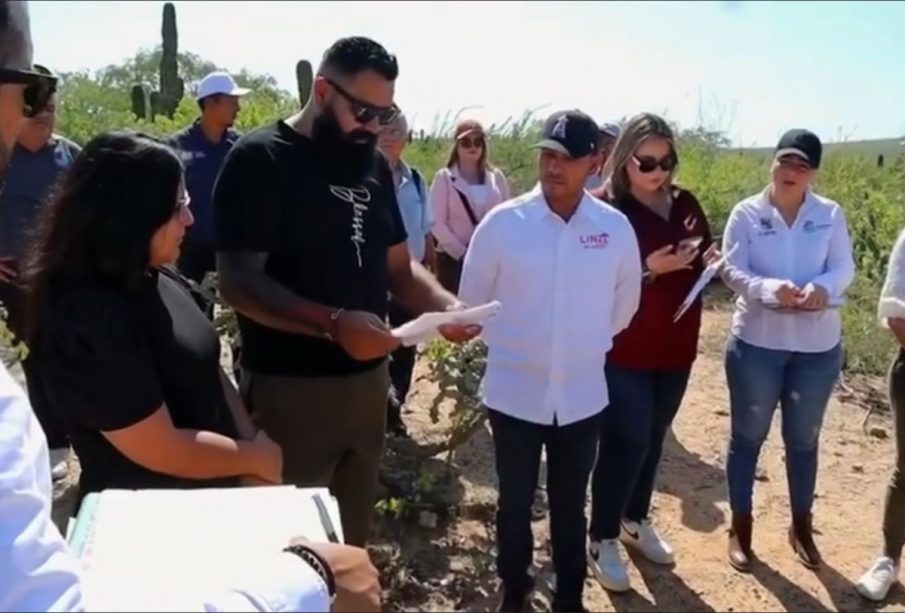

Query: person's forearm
[890,319,905,349]
[220,264,337,339]
[390,261,459,316]
[220,369,256,441]
[147,430,263,480]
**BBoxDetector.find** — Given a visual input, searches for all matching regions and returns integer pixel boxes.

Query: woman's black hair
[24,130,183,344]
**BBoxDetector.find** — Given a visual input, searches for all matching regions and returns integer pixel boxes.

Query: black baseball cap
[775,129,822,169]
[532,110,600,159]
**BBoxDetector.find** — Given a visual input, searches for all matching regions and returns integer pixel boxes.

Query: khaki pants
[241,362,389,547]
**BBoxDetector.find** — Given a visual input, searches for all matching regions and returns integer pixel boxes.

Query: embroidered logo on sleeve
[329,185,372,267]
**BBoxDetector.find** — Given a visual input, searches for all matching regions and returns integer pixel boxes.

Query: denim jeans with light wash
[725,335,843,516]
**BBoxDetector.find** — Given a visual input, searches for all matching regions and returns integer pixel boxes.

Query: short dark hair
[24,131,184,343]
[318,36,398,81]
[198,94,218,111]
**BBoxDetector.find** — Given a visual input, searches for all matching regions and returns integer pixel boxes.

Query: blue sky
[27,0,905,146]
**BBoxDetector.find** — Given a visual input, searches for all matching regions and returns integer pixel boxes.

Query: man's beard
[311,106,377,184]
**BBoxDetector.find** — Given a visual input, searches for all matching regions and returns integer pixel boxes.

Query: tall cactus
[130,2,184,120]
[155,2,183,118]
[295,60,313,107]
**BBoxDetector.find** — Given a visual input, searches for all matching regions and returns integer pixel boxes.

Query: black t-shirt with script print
[213,120,407,377]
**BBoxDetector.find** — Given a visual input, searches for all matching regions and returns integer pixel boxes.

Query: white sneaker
[49,448,70,481]
[620,519,675,566]
[857,556,899,602]
[588,539,630,593]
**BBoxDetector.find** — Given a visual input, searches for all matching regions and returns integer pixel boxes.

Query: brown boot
[728,512,754,572]
[789,513,822,570]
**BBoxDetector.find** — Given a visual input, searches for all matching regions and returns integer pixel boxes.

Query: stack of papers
[391,301,501,346]
[67,486,342,611]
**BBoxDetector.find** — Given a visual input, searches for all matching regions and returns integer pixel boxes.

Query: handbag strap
[452,184,480,227]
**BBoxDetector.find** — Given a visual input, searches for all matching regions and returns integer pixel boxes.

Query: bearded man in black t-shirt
[213,36,479,547]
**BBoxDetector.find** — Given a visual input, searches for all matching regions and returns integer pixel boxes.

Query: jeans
[387,302,416,422]
[883,349,905,560]
[487,408,600,609]
[725,335,843,516]
[590,366,691,540]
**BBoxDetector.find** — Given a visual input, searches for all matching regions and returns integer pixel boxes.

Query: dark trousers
[387,302,416,421]
[436,251,462,295]
[590,365,691,540]
[488,408,600,608]
[0,281,69,449]
[884,349,905,560]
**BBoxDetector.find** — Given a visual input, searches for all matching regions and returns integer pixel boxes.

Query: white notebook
[68,486,342,612]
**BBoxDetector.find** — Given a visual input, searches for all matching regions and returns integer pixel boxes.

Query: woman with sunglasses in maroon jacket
[586,112,720,593]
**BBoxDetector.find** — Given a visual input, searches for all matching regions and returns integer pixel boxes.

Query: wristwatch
[284,544,337,599]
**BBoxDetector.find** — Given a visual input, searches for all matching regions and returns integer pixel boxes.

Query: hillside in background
[737,137,904,162]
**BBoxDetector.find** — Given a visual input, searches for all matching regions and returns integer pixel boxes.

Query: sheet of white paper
[761,296,845,310]
[79,486,341,612]
[673,243,739,323]
[391,301,501,346]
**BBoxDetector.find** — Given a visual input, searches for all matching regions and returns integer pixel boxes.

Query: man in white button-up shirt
[459,110,641,612]
[0,3,379,611]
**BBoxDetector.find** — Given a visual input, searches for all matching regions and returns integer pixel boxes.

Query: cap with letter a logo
[532,110,600,159]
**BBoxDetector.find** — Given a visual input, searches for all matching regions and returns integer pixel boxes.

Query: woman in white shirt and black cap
[719,129,855,573]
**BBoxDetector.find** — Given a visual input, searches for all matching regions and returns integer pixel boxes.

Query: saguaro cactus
[295,60,313,107]
[154,2,184,118]
[130,2,185,120]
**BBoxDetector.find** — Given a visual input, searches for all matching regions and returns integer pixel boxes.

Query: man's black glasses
[0,68,58,118]
[325,78,399,126]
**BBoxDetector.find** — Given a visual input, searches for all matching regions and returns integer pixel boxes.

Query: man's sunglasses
[459,136,485,149]
[325,78,399,126]
[0,68,57,118]
[632,153,677,173]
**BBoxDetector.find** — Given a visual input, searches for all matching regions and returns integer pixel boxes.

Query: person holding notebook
[719,129,855,572]
[0,7,380,609]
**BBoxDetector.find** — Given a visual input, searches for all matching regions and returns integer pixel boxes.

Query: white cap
[196,71,251,101]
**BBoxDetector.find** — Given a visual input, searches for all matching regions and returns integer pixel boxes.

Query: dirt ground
[51,303,904,612]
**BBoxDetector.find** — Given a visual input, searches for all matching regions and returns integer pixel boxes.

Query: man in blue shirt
[377,113,435,436]
[169,71,249,290]
[0,64,79,480]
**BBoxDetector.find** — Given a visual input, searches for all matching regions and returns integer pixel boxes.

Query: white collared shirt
[459,187,642,426]
[0,362,330,613]
[720,186,855,353]
[879,227,905,326]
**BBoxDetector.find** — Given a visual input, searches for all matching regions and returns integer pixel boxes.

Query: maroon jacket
[593,186,713,371]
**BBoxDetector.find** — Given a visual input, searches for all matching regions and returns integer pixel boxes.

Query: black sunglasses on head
[0,68,57,118]
[633,153,677,173]
[325,78,399,126]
